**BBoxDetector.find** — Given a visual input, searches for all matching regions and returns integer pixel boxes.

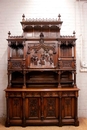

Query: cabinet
[5,14,79,126]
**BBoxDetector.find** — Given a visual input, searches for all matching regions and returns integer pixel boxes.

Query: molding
[80,61,87,72]
[80,68,87,72]
[78,1,87,72]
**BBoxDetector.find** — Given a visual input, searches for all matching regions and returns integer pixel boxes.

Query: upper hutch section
[7,14,77,70]
[7,14,76,42]
[20,14,62,38]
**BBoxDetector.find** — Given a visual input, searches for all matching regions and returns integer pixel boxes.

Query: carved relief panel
[58,60,76,69]
[27,41,57,68]
[8,60,24,69]
[25,97,40,119]
[43,97,59,119]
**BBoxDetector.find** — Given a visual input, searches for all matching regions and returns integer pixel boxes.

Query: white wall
[0,0,87,118]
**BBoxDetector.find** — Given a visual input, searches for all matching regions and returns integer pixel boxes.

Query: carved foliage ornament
[9,42,24,50]
[60,41,75,49]
[11,61,22,68]
[47,98,56,117]
[29,98,39,117]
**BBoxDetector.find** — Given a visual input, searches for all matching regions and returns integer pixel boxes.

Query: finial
[40,32,44,38]
[8,31,11,37]
[22,14,25,21]
[73,31,75,36]
[58,14,61,21]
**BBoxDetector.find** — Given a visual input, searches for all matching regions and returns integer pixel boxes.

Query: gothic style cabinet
[5,14,79,127]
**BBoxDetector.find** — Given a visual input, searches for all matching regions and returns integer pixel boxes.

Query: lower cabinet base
[5,88,79,127]
[5,119,79,127]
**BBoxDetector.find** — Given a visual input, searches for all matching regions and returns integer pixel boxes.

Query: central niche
[27,40,56,68]
[29,48,54,68]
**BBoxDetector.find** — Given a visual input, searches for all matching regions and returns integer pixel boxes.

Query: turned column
[7,71,11,88]
[5,92,10,127]
[74,71,77,87]
[22,92,26,126]
[58,71,61,88]
[59,91,62,126]
[74,91,79,126]
[23,70,26,88]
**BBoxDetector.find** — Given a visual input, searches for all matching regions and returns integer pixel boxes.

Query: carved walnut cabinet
[5,14,79,127]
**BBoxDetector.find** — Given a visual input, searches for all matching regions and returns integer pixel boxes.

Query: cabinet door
[60,45,73,57]
[43,97,59,119]
[61,97,75,119]
[25,97,40,119]
[9,97,22,119]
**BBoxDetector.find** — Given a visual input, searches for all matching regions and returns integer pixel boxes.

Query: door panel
[9,98,22,119]
[62,97,75,119]
[43,97,59,119]
[25,97,40,119]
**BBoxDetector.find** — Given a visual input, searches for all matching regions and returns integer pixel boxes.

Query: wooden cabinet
[5,89,79,126]
[5,14,79,126]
